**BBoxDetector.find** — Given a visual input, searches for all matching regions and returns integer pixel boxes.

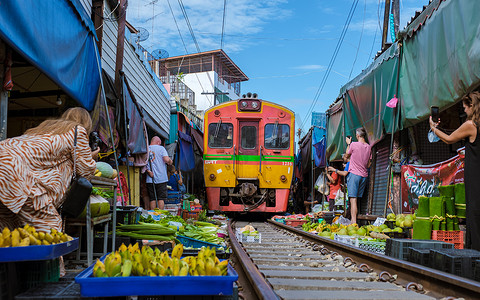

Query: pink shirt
[347,141,371,178]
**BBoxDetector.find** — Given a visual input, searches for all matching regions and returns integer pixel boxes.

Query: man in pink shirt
[344,127,371,224]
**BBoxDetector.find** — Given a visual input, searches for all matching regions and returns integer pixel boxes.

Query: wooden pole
[381,0,392,51]
[114,0,127,96]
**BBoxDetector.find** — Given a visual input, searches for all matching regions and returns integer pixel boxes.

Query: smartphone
[431,106,439,123]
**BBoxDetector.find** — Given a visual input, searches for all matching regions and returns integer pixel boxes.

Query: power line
[300,0,360,131]
[348,0,366,80]
[166,0,212,107]
[220,0,227,49]
[177,0,201,52]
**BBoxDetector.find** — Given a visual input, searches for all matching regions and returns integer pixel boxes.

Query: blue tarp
[177,131,195,172]
[0,0,101,110]
[313,138,326,168]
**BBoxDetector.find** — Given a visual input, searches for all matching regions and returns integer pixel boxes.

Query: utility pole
[391,0,400,39]
[381,0,392,51]
[114,0,127,97]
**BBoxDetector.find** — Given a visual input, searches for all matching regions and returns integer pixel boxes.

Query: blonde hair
[463,91,480,127]
[25,107,93,136]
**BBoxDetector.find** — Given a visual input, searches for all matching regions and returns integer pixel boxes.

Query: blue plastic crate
[165,191,182,204]
[0,238,79,262]
[176,235,222,249]
[75,255,238,297]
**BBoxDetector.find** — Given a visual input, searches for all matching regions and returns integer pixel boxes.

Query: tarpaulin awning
[326,100,345,161]
[143,109,169,140]
[399,0,480,127]
[342,43,400,146]
[177,131,195,172]
[0,0,101,110]
[123,78,147,154]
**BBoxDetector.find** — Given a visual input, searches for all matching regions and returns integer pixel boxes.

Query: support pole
[381,0,392,51]
[0,42,7,141]
[120,74,132,205]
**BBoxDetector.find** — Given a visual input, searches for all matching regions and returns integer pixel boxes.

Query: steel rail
[227,220,279,300]
[268,219,480,299]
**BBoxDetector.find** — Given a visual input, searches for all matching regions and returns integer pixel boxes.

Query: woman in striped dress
[0,107,98,233]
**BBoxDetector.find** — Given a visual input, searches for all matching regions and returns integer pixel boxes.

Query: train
[203,93,295,213]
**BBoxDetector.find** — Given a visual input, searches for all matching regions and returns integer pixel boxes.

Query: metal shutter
[370,140,390,216]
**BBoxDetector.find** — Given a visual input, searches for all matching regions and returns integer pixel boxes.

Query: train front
[203,94,295,213]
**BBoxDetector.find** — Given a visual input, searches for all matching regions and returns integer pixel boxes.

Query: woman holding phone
[429,91,480,250]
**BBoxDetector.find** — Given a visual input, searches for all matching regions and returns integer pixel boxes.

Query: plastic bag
[334,189,345,206]
[315,173,330,195]
[333,215,351,225]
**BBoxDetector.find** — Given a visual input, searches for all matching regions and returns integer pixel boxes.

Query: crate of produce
[0,238,78,263]
[235,230,261,243]
[408,248,431,266]
[164,203,182,216]
[285,219,308,227]
[16,258,60,290]
[429,248,480,279]
[357,239,386,255]
[176,235,223,249]
[75,255,238,297]
[385,238,453,261]
[165,191,183,204]
[334,234,358,247]
[182,210,200,220]
[115,206,140,225]
[432,230,464,249]
[475,260,480,282]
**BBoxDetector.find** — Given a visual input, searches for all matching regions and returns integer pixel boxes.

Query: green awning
[326,100,344,161]
[399,0,480,127]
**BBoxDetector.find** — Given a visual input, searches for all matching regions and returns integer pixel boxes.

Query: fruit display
[93,243,229,277]
[0,225,74,247]
[115,223,177,241]
[302,221,409,240]
[386,213,415,228]
[95,162,117,179]
[77,194,111,218]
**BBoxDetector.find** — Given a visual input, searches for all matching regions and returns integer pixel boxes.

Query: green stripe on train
[204,154,293,162]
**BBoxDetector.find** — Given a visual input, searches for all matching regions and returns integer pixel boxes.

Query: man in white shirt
[145,136,173,209]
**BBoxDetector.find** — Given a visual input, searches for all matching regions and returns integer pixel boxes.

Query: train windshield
[241,126,257,149]
[264,123,290,149]
[208,123,233,148]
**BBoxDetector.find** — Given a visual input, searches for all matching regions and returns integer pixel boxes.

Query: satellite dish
[135,27,149,43]
[151,49,169,60]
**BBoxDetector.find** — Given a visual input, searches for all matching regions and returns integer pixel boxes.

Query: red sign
[401,149,464,213]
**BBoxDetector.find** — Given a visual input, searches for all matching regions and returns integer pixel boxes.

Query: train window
[208,123,233,148]
[241,126,257,149]
[264,124,290,149]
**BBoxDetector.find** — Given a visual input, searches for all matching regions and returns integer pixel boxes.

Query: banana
[147,269,157,276]
[11,229,20,247]
[196,264,206,276]
[2,227,11,239]
[44,233,54,244]
[93,259,107,277]
[179,261,189,276]
[121,259,133,277]
[0,236,3,247]
[196,257,205,271]
[60,234,69,243]
[19,237,30,247]
[156,262,166,276]
[41,239,50,245]
[38,231,46,241]
[172,258,180,276]
[18,228,28,239]
[217,260,229,270]
[205,257,215,276]
[118,243,127,252]
[171,244,183,259]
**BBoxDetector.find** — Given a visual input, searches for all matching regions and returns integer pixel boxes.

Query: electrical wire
[300,0,360,131]
[166,0,213,107]
[220,0,227,49]
[348,0,366,80]
[177,0,201,52]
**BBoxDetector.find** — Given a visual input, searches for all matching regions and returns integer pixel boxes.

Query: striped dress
[0,126,96,232]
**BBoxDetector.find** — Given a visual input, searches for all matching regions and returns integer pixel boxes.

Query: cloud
[294,65,327,71]
[127,0,290,54]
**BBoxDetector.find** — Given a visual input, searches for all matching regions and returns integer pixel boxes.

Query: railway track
[228,220,480,300]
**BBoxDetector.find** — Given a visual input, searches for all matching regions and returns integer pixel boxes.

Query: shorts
[147,182,167,201]
[346,173,367,198]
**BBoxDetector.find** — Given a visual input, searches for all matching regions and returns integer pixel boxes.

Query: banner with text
[401,150,464,213]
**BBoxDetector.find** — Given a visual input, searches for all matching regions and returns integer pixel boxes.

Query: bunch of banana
[92,243,229,277]
[0,225,74,247]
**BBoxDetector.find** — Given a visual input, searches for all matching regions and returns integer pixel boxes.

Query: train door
[237,120,259,178]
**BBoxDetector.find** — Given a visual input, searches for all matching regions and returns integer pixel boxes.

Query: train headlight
[209,174,216,181]
[241,101,248,108]
[251,101,258,109]
[280,175,287,182]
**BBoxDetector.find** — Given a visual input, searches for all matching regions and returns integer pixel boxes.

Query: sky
[127,0,430,135]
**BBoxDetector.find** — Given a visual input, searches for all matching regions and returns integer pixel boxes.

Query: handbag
[177,174,186,194]
[62,126,93,218]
